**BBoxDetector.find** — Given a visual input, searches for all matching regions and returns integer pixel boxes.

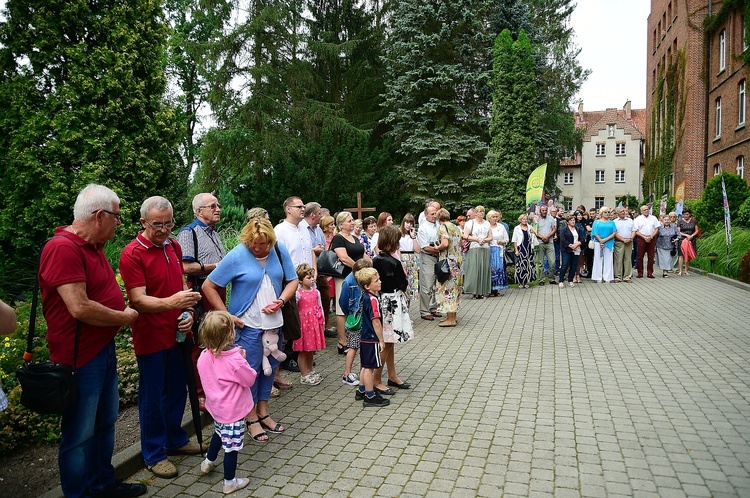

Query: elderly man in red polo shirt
[39,184,145,498]
[119,196,202,479]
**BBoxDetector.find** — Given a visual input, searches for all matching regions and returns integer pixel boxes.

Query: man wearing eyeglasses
[39,184,145,498]
[119,196,203,479]
[176,193,226,410]
[274,196,314,379]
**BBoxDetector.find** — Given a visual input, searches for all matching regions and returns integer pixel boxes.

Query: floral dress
[436,221,463,313]
[292,288,326,352]
[398,234,419,305]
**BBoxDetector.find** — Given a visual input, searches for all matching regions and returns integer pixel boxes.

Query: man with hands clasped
[119,196,203,479]
[633,205,660,279]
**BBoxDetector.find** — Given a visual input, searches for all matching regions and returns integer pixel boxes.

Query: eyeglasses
[144,219,176,231]
[200,203,222,210]
[288,205,305,210]
[93,209,122,223]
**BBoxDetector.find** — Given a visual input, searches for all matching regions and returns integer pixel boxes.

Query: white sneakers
[200,458,217,475]
[342,373,360,386]
[223,477,249,494]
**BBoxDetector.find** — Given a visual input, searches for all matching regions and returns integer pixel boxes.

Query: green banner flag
[526,163,547,207]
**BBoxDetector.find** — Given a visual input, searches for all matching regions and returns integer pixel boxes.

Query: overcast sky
[570,0,651,112]
[1,0,651,113]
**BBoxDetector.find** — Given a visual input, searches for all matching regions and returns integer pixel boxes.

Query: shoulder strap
[26,237,81,370]
[191,227,200,264]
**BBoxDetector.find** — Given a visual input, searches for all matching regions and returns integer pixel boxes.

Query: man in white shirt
[418,199,440,226]
[613,206,635,283]
[633,204,660,278]
[417,205,441,320]
[273,196,314,381]
[274,196,314,268]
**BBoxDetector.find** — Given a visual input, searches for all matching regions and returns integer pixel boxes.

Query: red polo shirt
[119,232,186,355]
[39,227,126,367]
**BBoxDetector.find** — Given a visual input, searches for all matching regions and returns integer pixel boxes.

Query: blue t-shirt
[360,291,381,342]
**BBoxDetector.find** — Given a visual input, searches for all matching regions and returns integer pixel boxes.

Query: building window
[596,143,606,156]
[716,98,722,138]
[615,142,626,155]
[564,197,573,212]
[738,156,745,179]
[595,170,605,183]
[564,172,574,185]
[594,196,605,209]
[714,163,721,176]
[739,80,746,126]
[608,124,615,137]
[615,170,625,183]
[719,29,726,71]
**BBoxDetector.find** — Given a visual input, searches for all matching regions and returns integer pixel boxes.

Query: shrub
[696,173,750,227]
[691,227,750,278]
[739,249,750,284]
[737,196,750,228]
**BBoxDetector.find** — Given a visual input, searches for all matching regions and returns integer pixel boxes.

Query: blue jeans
[59,340,118,498]
[559,252,580,283]
[137,345,189,466]
[235,326,281,403]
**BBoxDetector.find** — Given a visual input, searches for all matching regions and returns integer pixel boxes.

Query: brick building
[557,101,647,211]
[647,0,749,201]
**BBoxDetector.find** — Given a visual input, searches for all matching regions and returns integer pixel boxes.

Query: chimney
[578,102,584,123]
[624,100,632,120]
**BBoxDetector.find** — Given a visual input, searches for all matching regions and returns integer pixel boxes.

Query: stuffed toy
[261,329,287,376]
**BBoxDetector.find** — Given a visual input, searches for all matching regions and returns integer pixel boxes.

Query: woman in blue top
[590,206,617,283]
[203,217,298,443]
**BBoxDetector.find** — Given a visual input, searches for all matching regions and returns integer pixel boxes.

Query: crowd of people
[30,184,702,496]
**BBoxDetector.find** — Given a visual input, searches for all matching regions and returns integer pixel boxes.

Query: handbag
[274,244,301,342]
[504,248,517,266]
[530,232,540,248]
[317,246,346,278]
[435,258,451,283]
[588,239,595,250]
[16,238,79,415]
[345,294,363,331]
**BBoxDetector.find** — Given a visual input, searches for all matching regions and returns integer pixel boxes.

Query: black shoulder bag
[188,227,205,336]
[274,244,302,342]
[16,239,80,415]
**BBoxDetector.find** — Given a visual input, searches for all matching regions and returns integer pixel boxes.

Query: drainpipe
[703,0,712,192]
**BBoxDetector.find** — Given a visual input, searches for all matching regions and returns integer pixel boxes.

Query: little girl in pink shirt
[197,311,257,494]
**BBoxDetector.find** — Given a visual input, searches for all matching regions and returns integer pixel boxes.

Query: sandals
[273,378,293,390]
[247,419,268,442]
[258,415,285,434]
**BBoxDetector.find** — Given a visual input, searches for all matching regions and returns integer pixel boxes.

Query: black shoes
[363,394,391,407]
[387,379,411,389]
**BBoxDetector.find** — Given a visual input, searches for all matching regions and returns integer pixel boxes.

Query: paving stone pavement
[122,273,750,497]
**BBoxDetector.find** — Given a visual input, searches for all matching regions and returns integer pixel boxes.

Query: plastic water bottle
[176,312,188,343]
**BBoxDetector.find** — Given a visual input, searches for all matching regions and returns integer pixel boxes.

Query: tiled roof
[575,107,646,141]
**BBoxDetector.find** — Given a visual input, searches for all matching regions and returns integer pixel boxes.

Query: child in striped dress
[197,311,257,494]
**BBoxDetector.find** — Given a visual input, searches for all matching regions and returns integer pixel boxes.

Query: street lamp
[707,252,718,273]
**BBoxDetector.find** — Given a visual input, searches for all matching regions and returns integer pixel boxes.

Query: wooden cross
[344,192,376,219]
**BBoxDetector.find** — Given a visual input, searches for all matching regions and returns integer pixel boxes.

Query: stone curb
[690,267,750,292]
[39,410,212,498]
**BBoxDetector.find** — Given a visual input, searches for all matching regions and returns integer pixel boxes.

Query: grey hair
[73,184,120,222]
[140,196,173,219]
[335,211,351,228]
[192,193,214,214]
[304,201,321,216]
